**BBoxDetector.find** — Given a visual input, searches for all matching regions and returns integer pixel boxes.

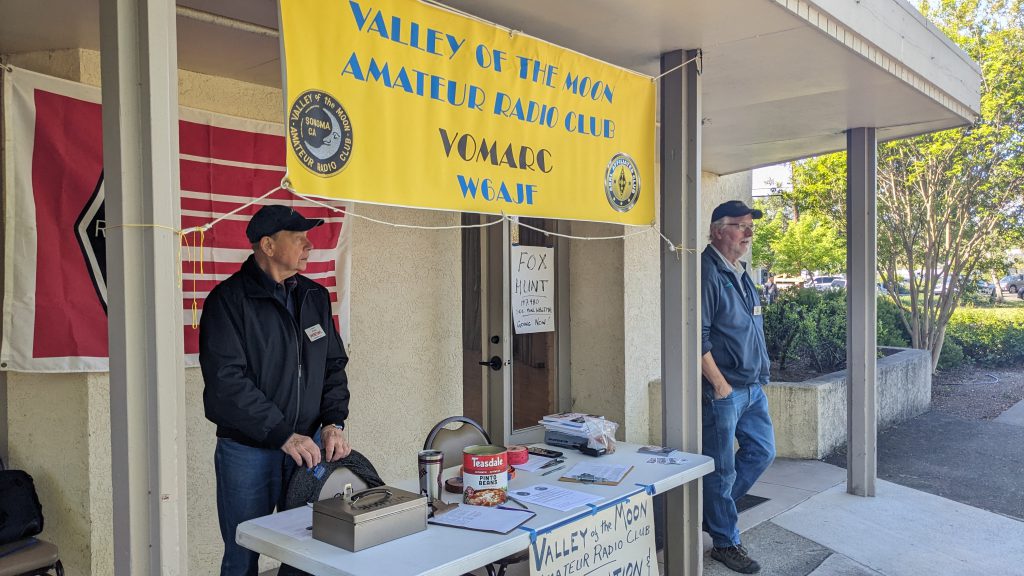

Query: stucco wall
[6,373,112,575]
[574,171,751,446]
[569,221,626,434]
[3,48,462,576]
[622,209,661,444]
[345,204,463,482]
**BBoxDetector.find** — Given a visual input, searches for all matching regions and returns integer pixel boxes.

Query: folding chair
[424,417,526,576]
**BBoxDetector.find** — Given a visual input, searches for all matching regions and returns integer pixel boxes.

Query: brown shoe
[710,545,761,574]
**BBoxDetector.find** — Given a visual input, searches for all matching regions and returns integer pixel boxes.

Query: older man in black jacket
[200,204,351,576]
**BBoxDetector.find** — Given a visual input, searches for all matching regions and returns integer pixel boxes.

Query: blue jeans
[215,438,298,576]
[701,383,776,548]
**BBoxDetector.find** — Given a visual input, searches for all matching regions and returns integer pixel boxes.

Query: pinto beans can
[463,445,508,506]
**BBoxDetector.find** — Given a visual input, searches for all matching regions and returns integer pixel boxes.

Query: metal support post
[660,48,703,576]
[100,0,187,572]
[846,127,877,496]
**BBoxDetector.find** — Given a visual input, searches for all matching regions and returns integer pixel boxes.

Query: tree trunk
[929,326,947,374]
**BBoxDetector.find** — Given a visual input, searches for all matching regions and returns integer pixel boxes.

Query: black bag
[0,470,45,545]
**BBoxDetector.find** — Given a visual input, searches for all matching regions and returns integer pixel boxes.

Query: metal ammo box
[312,486,428,552]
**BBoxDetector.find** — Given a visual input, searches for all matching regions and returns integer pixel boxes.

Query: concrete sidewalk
[704,458,1024,576]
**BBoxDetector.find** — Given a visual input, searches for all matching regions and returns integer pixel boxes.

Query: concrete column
[99,0,187,573]
[846,127,877,496]
[660,48,703,576]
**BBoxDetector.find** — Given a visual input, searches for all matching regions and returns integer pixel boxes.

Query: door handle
[478,356,503,371]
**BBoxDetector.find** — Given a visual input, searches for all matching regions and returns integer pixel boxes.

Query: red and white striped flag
[2,67,350,372]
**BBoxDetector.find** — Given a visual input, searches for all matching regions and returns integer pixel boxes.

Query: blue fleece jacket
[701,246,770,387]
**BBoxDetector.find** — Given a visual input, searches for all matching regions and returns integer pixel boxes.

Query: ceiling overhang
[0,0,981,174]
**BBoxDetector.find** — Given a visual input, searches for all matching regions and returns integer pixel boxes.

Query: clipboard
[558,465,633,486]
[427,504,535,534]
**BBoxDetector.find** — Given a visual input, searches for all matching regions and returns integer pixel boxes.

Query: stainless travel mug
[418,449,444,503]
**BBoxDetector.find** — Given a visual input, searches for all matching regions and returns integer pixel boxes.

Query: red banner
[2,67,351,372]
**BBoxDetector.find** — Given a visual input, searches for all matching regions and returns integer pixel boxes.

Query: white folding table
[237,442,713,575]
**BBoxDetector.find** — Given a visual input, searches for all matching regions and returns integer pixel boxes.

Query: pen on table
[538,458,564,469]
[541,465,565,477]
[505,496,529,510]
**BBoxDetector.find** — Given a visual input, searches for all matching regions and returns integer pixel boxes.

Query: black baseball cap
[245,204,324,243]
[711,200,763,223]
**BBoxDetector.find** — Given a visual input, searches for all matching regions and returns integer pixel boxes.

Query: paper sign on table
[510,484,602,511]
[559,462,632,485]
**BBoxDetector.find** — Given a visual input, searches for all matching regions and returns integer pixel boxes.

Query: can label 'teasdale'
[463,445,508,506]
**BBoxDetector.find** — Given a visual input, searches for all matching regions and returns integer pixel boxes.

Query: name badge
[304,324,326,342]
[753,306,763,316]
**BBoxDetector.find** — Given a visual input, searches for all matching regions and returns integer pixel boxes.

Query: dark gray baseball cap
[711,200,763,223]
[245,204,324,243]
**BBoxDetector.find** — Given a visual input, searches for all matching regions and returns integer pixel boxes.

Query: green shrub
[877,297,910,347]
[764,291,913,372]
[944,308,1024,366]
[798,289,847,373]
[763,288,820,369]
[936,339,968,370]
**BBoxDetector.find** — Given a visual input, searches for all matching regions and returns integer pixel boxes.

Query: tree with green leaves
[770,215,846,277]
[751,199,784,272]
[786,0,1024,372]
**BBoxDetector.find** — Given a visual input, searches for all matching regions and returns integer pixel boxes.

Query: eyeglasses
[720,223,756,232]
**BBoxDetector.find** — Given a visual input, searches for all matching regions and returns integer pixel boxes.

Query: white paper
[646,457,689,465]
[514,454,557,472]
[562,462,632,484]
[511,245,555,334]
[509,483,602,511]
[636,445,675,455]
[428,504,535,534]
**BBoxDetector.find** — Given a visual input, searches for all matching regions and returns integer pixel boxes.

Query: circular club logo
[604,153,640,212]
[288,90,353,177]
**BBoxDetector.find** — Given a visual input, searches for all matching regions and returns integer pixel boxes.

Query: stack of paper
[538,412,602,435]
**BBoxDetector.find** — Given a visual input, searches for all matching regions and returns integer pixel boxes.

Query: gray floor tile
[704,522,831,576]
[774,480,1024,576]
[756,458,846,492]
[808,554,884,576]
[740,482,817,533]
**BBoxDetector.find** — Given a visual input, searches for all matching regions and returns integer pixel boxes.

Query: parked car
[830,279,846,290]
[933,278,955,295]
[999,274,1024,294]
[774,274,805,290]
[808,276,841,291]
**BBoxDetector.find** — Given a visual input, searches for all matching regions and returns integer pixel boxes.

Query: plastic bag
[582,416,618,454]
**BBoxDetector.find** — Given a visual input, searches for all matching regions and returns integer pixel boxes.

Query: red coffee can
[507,445,529,466]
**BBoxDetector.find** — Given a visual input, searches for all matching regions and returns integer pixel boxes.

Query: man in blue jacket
[701,200,775,574]
[200,204,351,576]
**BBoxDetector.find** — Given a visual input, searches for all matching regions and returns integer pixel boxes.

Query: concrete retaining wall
[766,347,932,459]
[649,347,932,459]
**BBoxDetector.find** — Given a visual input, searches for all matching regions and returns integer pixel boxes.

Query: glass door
[462,216,568,445]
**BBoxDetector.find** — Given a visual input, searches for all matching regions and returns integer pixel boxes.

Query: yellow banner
[279,0,655,224]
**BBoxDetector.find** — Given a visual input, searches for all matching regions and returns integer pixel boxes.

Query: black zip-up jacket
[200,255,350,449]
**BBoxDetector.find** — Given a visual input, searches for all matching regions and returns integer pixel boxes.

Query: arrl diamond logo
[75,172,108,313]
